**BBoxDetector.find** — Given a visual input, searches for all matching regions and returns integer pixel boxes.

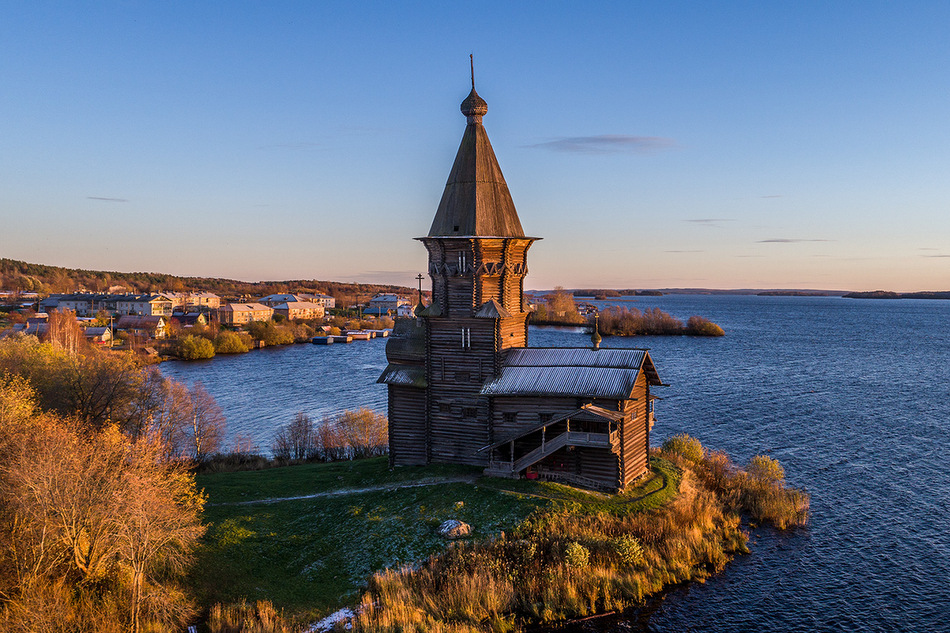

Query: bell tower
[415,76,539,464]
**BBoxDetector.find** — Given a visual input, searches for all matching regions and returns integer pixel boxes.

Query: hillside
[0,258,417,303]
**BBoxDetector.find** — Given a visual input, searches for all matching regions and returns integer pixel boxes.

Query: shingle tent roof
[426,87,527,238]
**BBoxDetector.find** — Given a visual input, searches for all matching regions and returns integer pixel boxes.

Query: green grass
[479,458,678,515]
[190,457,678,622]
[196,457,480,505]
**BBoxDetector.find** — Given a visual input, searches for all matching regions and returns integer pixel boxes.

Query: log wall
[619,373,650,487]
[388,385,428,466]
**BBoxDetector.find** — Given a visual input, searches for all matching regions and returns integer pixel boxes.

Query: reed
[206,600,299,633]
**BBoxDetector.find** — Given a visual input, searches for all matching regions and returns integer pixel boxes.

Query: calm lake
[160,295,950,632]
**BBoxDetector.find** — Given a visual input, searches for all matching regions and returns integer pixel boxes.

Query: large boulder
[438,519,472,539]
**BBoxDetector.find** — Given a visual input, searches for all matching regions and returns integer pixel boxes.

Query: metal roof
[377,364,427,389]
[479,347,662,398]
[481,366,641,399]
[503,347,648,369]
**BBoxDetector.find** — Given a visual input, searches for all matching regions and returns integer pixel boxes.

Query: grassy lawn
[198,457,480,505]
[190,457,678,621]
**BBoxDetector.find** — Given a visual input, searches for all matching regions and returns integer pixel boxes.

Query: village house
[258,293,305,307]
[217,302,274,325]
[366,293,410,316]
[164,291,221,311]
[378,82,663,492]
[272,301,325,321]
[53,292,119,316]
[308,293,335,309]
[115,294,174,317]
[115,315,167,339]
[257,293,335,310]
[170,312,209,328]
[83,326,113,345]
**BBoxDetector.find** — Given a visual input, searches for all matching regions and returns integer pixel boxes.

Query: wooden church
[378,79,662,492]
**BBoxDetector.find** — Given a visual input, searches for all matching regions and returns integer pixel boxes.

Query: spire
[427,65,525,238]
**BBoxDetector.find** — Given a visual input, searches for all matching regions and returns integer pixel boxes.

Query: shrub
[564,542,590,568]
[214,331,251,354]
[686,316,725,337]
[246,321,295,346]
[747,455,785,483]
[661,433,704,463]
[178,334,215,360]
[597,306,684,336]
[177,335,210,360]
[613,535,644,566]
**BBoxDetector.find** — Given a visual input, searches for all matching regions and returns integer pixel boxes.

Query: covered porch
[480,404,624,490]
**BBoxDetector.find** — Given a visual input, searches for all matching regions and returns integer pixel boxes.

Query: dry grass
[349,439,807,632]
[206,600,300,633]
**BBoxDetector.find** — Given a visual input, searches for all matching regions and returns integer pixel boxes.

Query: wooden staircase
[484,431,613,478]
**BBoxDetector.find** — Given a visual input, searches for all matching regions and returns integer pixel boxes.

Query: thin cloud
[665,250,704,253]
[923,254,950,258]
[760,195,784,199]
[687,218,735,227]
[758,238,832,243]
[527,135,676,154]
[87,196,128,202]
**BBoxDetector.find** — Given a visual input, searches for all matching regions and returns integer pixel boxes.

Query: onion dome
[461,88,488,122]
[591,315,602,350]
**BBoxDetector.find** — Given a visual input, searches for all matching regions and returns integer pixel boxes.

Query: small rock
[438,519,472,539]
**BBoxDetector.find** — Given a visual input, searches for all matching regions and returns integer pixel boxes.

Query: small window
[538,413,552,424]
[503,412,517,426]
[439,402,451,414]
[455,371,470,383]
[649,400,655,414]
[462,407,478,419]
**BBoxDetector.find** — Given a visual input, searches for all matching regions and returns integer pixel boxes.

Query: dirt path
[212,467,671,508]
[209,475,480,507]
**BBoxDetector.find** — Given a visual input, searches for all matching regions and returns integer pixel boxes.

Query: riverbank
[194,437,807,631]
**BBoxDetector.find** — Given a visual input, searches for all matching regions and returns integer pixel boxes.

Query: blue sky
[2,1,949,291]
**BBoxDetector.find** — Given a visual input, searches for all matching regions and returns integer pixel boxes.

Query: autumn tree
[0,338,227,461]
[0,375,206,632]
[314,408,388,460]
[45,308,83,354]
[271,412,318,461]
[184,381,226,461]
[0,337,144,430]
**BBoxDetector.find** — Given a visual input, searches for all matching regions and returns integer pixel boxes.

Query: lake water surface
[161,295,950,632]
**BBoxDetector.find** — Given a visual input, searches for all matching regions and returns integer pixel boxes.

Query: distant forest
[0,258,418,305]
[572,289,664,298]
[843,290,950,300]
